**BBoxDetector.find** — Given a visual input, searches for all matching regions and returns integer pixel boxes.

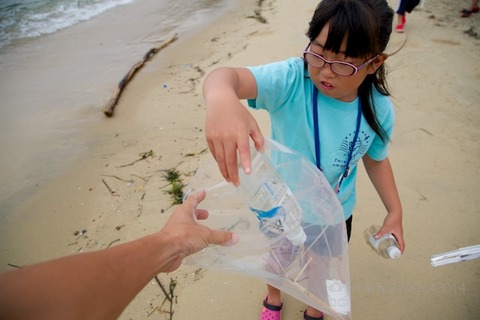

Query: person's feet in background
[461,0,480,17]
[395,14,406,33]
[395,0,420,33]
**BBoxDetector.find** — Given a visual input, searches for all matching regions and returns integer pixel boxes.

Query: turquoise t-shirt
[247,57,394,219]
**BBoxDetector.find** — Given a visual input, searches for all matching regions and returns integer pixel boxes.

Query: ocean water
[0,0,135,49]
[0,0,235,216]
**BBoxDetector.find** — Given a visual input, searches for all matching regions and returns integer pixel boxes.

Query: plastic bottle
[364,225,401,259]
[236,149,307,246]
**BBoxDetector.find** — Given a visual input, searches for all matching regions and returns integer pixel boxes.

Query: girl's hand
[363,156,405,252]
[205,99,263,185]
[203,67,264,185]
[376,212,405,253]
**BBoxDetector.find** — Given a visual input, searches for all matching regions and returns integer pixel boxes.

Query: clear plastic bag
[184,138,351,320]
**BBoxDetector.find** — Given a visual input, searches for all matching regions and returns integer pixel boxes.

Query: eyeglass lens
[304,52,356,76]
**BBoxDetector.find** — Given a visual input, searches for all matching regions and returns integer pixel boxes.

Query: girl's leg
[266,284,282,306]
[260,285,282,320]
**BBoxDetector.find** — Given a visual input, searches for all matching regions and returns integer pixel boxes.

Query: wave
[0,0,135,49]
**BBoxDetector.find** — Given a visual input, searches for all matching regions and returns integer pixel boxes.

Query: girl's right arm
[203,67,264,185]
[362,155,405,252]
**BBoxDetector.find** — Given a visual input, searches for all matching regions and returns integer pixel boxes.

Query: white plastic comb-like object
[430,244,480,267]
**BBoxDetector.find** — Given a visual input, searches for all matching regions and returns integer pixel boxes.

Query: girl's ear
[367,53,388,74]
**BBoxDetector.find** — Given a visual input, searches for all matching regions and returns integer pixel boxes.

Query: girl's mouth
[320,81,334,90]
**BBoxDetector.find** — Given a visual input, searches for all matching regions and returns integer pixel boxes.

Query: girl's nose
[319,63,336,77]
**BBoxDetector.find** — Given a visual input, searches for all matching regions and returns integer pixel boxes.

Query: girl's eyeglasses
[303,43,378,77]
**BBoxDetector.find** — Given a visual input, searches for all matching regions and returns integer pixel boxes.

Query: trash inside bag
[183,137,351,320]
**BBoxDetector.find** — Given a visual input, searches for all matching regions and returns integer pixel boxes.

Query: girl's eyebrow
[311,40,324,49]
[311,40,346,55]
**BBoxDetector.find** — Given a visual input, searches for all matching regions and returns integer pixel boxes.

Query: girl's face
[307,23,385,102]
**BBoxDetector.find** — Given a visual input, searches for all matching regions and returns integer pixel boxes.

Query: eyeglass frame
[303,43,379,77]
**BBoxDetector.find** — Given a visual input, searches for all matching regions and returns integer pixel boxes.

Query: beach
[0,0,235,217]
[0,0,479,319]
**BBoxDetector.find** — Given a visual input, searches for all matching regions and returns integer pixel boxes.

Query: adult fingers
[183,190,206,214]
[208,230,239,246]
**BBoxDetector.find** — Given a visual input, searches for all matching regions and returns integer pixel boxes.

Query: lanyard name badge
[312,86,361,194]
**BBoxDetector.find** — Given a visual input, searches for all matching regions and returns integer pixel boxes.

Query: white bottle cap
[387,245,401,259]
[288,229,307,246]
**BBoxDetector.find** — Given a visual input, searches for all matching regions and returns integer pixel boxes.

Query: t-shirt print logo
[339,130,371,160]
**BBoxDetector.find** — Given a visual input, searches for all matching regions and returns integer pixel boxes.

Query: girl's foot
[303,310,324,320]
[259,296,282,320]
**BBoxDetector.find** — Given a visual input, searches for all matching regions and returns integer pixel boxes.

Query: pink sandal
[259,296,282,320]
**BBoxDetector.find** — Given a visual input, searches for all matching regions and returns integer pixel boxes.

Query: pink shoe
[395,23,405,33]
[259,296,282,320]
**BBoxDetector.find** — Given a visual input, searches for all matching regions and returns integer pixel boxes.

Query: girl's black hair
[306,0,394,142]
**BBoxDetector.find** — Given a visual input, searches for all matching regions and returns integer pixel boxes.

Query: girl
[203,0,405,319]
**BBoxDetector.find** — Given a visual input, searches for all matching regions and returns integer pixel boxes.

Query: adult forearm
[0,191,235,320]
[0,232,175,320]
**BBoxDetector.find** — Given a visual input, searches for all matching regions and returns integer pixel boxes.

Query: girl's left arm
[362,154,405,252]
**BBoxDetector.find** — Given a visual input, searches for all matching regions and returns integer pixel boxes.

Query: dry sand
[0,0,479,319]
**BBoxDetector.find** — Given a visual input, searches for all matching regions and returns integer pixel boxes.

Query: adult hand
[0,191,238,320]
[159,190,238,272]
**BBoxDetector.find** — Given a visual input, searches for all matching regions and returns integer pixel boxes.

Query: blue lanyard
[312,86,362,193]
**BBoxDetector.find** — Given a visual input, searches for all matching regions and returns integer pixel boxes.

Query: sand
[0,0,479,319]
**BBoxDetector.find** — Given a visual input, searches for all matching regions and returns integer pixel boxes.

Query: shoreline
[0,0,235,218]
[1,0,479,319]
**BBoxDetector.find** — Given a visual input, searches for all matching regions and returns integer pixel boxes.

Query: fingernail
[225,233,239,246]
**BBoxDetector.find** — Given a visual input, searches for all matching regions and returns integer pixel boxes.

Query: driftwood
[103,34,178,117]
